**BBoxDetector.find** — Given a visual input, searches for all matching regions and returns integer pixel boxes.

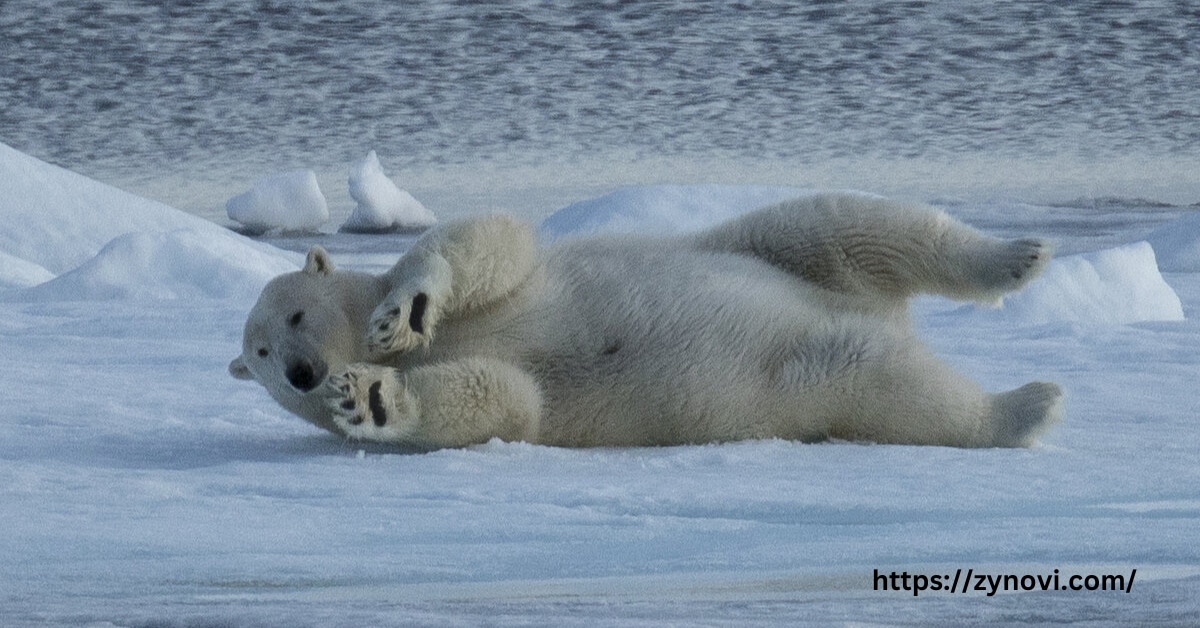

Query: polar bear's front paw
[366,289,439,357]
[323,364,415,442]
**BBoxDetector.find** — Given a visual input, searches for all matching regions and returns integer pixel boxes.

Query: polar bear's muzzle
[286,357,327,392]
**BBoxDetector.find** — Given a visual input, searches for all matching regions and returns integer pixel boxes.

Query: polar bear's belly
[404,242,862,446]
[517,244,848,446]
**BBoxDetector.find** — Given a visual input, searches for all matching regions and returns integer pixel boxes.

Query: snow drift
[16,229,299,302]
[0,141,299,302]
[341,150,436,233]
[0,141,264,276]
[0,250,55,290]
[226,169,330,234]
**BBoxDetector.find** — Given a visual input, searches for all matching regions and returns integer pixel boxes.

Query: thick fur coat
[231,193,1063,449]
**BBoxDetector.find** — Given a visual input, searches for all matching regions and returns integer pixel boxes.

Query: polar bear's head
[229,247,374,428]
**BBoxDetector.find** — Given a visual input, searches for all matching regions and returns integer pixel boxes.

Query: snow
[0,141,276,277]
[12,229,299,302]
[1146,209,1200,272]
[0,141,300,303]
[0,249,54,290]
[341,150,437,233]
[960,241,1184,326]
[226,169,330,234]
[540,184,811,238]
[2,148,1199,626]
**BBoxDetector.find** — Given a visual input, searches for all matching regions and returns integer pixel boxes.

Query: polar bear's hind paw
[989,381,1063,447]
[978,238,1053,294]
[1005,239,1051,281]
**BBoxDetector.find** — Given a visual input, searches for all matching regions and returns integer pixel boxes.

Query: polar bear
[229,192,1063,450]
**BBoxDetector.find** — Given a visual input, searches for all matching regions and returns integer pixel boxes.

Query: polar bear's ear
[229,357,254,380]
[303,246,335,276]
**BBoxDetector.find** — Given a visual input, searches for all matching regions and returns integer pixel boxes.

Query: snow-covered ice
[341,150,437,233]
[226,169,330,235]
[2,145,1199,626]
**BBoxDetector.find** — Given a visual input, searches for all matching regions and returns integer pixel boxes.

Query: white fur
[231,193,1063,449]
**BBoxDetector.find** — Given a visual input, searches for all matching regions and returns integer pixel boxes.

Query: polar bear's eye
[257,348,269,358]
[288,311,305,327]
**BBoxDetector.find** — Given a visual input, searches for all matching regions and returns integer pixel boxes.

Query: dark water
[2,0,1199,204]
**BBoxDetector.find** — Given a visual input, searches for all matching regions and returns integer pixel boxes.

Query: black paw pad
[368,381,387,427]
[408,293,428,334]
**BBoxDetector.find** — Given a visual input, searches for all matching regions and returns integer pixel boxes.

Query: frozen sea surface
[2,144,1200,626]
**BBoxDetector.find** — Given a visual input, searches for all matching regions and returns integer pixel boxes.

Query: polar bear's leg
[693,193,1052,307]
[785,331,1062,447]
[367,215,537,356]
[321,358,543,449]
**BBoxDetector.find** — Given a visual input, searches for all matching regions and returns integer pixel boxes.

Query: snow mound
[1145,210,1200,272]
[0,250,55,290]
[979,241,1183,325]
[0,141,300,301]
[0,141,252,276]
[15,229,299,302]
[541,185,809,237]
[226,170,329,234]
[341,150,436,233]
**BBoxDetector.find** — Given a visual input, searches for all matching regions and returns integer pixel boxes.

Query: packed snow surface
[342,150,437,233]
[1,145,1198,626]
[226,169,330,234]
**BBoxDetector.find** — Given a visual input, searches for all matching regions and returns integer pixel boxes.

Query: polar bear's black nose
[286,359,321,392]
